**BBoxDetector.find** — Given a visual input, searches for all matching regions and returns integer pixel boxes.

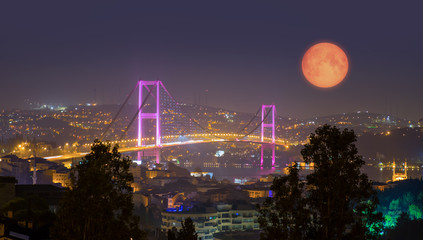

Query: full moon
[302,42,349,88]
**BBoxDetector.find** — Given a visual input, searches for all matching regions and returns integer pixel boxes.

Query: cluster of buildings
[0,175,64,239]
[0,155,70,187]
[0,151,277,239]
[128,162,275,239]
[161,204,260,239]
[1,104,420,160]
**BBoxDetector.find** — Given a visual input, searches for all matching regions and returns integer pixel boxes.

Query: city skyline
[1,1,423,120]
[1,2,423,239]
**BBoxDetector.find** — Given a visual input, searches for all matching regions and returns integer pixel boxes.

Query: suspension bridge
[45,80,286,167]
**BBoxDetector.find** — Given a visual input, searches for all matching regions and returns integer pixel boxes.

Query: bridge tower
[138,80,162,163]
[138,80,161,147]
[260,105,276,167]
[261,105,276,143]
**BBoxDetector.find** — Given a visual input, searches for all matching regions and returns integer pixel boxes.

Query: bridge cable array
[99,80,274,144]
[237,108,272,141]
[234,106,261,135]
[165,94,250,140]
[164,89,272,141]
[174,105,227,140]
[118,85,155,141]
[99,81,140,142]
[169,95,272,141]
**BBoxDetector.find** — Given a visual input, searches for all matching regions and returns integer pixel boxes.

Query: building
[391,160,408,182]
[244,189,270,198]
[161,204,260,240]
[241,182,272,200]
[15,184,64,214]
[146,169,170,179]
[37,169,70,187]
[0,215,33,240]
[130,164,143,183]
[0,156,30,184]
[162,207,217,239]
[190,171,213,179]
[52,171,70,187]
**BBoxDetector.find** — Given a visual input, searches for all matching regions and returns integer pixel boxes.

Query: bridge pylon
[138,80,165,164]
[260,105,276,167]
[138,80,161,147]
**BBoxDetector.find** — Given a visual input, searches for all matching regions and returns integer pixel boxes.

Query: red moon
[302,42,349,88]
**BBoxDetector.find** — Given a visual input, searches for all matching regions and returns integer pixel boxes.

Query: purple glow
[261,105,276,143]
[260,144,276,167]
[138,80,162,148]
[261,105,264,142]
[260,105,276,167]
[137,81,278,167]
[260,146,264,166]
[155,148,160,164]
[156,81,161,146]
[138,80,142,147]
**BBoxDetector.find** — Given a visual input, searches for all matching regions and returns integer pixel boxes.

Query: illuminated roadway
[44,137,291,162]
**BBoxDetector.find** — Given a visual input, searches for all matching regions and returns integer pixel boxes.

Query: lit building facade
[161,204,259,240]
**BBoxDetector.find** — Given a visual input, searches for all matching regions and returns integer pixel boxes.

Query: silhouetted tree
[51,140,144,240]
[167,228,177,240]
[258,125,383,240]
[384,212,423,239]
[302,125,383,239]
[258,164,310,240]
[177,217,197,240]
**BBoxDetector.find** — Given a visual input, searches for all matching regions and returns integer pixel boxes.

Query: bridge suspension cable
[172,97,272,141]
[100,81,139,142]
[101,79,275,144]
[118,85,155,141]
[177,106,228,140]
[162,89,266,140]
[237,106,273,140]
[234,106,261,134]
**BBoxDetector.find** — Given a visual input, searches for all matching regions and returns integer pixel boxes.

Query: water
[191,165,423,183]
[362,165,423,183]
[198,167,282,181]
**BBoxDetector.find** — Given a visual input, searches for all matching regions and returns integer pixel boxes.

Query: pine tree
[177,217,197,240]
[258,164,310,240]
[302,125,382,239]
[167,228,177,240]
[51,140,144,240]
[258,125,383,240]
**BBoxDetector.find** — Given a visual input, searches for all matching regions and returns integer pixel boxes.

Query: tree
[384,212,423,239]
[167,228,177,240]
[51,140,144,240]
[258,125,383,240]
[177,217,197,240]
[2,195,56,238]
[258,164,310,240]
[302,125,383,239]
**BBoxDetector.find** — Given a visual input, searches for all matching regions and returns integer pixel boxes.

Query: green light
[408,204,422,220]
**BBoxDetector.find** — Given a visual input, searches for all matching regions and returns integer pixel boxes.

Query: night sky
[1,1,422,120]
